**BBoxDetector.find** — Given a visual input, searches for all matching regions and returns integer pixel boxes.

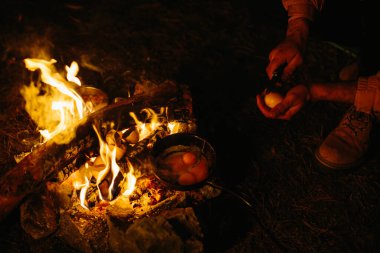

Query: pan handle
[206,180,254,209]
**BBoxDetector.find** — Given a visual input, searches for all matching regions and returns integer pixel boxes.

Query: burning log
[0,133,96,222]
[0,81,180,221]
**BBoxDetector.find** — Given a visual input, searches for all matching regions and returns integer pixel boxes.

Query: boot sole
[314,147,364,172]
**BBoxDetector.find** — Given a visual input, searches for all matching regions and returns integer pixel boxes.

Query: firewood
[0,133,96,222]
[0,82,179,221]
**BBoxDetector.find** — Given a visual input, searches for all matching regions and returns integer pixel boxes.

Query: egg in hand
[264,91,283,108]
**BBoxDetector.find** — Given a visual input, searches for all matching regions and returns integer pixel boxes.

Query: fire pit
[0,58,221,252]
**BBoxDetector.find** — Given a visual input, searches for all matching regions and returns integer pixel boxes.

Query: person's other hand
[256,85,309,120]
[266,39,303,81]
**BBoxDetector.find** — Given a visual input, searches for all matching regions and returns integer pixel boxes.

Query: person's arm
[282,0,324,22]
[257,80,357,120]
[266,0,324,80]
[309,81,356,103]
[282,0,324,52]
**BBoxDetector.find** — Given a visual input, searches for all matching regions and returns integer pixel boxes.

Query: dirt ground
[1,0,380,252]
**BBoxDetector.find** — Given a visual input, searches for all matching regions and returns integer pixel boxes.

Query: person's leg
[313,0,380,171]
[315,72,380,170]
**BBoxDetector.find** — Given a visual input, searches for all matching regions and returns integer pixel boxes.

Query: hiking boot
[315,106,374,170]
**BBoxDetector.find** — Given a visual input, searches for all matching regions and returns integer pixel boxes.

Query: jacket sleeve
[282,0,324,22]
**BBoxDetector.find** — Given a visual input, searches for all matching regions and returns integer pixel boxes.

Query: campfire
[0,57,221,252]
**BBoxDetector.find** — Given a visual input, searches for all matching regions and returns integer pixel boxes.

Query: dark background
[1,1,380,252]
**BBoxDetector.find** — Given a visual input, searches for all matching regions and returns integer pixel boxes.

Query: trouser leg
[354,71,380,116]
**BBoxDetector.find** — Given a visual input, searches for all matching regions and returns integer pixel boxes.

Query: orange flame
[92,124,112,201]
[109,148,121,200]
[21,58,88,144]
[122,160,137,196]
[130,107,169,140]
[72,162,91,210]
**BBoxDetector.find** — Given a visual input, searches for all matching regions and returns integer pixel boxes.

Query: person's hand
[256,85,309,120]
[266,39,304,81]
[266,17,310,81]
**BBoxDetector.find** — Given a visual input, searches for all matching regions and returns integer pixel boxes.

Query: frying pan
[151,132,253,209]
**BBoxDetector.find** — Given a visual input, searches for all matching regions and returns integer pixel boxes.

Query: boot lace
[342,107,373,137]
